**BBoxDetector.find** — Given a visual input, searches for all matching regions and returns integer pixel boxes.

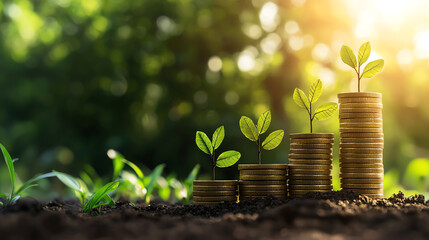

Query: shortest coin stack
[193,180,238,206]
[238,164,288,200]
[288,133,334,198]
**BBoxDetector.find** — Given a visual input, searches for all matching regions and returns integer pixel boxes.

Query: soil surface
[1,191,429,240]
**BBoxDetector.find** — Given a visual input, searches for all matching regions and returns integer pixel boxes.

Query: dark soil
[1,191,429,240]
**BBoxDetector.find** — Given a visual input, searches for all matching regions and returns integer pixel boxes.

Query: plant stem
[211,152,216,180]
[256,139,261,164]
[356,66,361,92]
[309,102,313,133]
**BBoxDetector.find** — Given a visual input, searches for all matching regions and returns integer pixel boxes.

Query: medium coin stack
[193,180,238,205]
[288,133,334,198]
[338,92,384,199]
[238,164,288,200]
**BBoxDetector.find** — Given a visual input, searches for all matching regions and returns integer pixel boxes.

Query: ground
[1,191,429,240]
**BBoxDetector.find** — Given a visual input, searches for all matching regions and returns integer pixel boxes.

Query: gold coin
[362,193,384,199]
[290,143,333,149]
[340,163,383,168]
[340,167,384,173]
[289,159,332,165]
[239,185,286,191]
[289,189,332,195]
[339,103,383,109]
[240,175,286,181]
[340,113,383,119]
[340,143,384,148]
[340,128,383,133]
[340,108,383,114]
[289,184,333,190]
[340,118,383,123]
[239,169,286,175]
[239,180,286,185]
[338,97,382,104]
[340,173,384,179]
[288,164,332,169]
[340,158,383,164]
[341,133,384,139]
[238,164,288,170]
[289,169,331,174]
[289,153,332,159]
[193,196,237,202]
[288,174,332,180]
[290,133,334,139]
[290,138,335,144]
[340,183,383,189]
[338,92,382,98]
[288,179,332,185]
[340,137,384,143]
[340,148,383,154]
[341,178,384,184]
[340,123,383,129]
[340,153,383,158]
[239,190,286,196]
[193,190,237,196]
[193,185,237,191]
[290,148,333,154]
[193,180,238,186]
[240,195,287,200]
[341,189,383,194]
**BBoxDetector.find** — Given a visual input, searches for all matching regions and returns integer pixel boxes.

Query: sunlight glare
[259,2,279,32]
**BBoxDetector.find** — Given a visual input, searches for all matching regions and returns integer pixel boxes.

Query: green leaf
[53,171,83,193]
[122,159,144,179]
[257,111,271,134]
[340,45,357,69]
[308,79,323,103]
[239,116,259,141]
[358,42,371,66]
[15,172,56,196]
[262,130,284,150]
[83,181,120,213]
[216,151,241,168]
[185,164,200,184]
[145,164,165,198]
[314,103,338,120]
[1,144,15,195]
[108,149,125,180]
[195,131,213,155]
[212,126,225,150]
[293,88,310,111]
[361,59,384,78]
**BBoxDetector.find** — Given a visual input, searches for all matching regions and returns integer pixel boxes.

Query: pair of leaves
[240,111,284,151]
[195,125,225,155]
[341,42,384,78]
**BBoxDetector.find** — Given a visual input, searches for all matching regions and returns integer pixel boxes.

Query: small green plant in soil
[340,41,384,92]
[53,171,120,214]
[293,79,338,133]
[195,126,241,180]
[0,144,55,207]
[239,111,284,164]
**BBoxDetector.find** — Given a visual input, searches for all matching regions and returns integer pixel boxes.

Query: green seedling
[340,41,384,92]
[169,164,200,203]
[195,126,241,180]
[239,111,284,164]
[293,79,338,133]
[108,149,164,203]
[0,144,55,207]
[53,171,120,214]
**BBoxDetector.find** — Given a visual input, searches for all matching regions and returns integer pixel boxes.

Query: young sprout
[53,171,120,214]
[340,42,384,92]
[239,111,284,164]
[0,144,55,207]
[195,126,241,180]
[293,79,338,133]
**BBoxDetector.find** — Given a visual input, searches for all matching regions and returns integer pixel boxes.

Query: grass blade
[1,144,16,196]
[83,181,120,213]
[15,172,56,196]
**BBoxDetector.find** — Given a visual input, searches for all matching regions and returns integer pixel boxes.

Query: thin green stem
[309,102,313,133]
[256,139,262,164]
[211,151,216,180]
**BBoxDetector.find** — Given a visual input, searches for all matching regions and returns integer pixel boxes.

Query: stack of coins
[238,164,288,200]
[193,180,238,205]
[338,92,384,199]
[288,133,334,198]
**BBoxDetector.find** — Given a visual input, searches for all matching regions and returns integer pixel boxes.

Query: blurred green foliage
[0,0,429,198]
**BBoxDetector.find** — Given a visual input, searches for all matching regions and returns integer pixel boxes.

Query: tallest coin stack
[338,92,384,199]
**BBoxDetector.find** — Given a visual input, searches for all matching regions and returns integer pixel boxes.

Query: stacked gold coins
[338,92,384,199]
[193,180,238,205]
[238,164,288,200]
[288,133,334,198]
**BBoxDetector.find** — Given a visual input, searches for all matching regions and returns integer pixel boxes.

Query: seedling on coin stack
[289,79,337,198]
[238,111,288,200]
[338,42,385,199]
[193,126,241,205]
